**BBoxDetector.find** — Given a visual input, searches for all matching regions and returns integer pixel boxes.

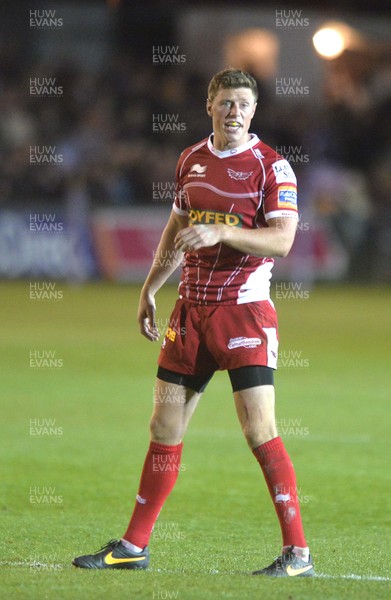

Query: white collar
[207,133,259,158]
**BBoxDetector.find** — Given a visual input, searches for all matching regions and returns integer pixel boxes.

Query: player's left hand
[174,225,223,252]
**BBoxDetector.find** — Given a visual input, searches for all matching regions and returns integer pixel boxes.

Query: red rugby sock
[252,436,307,548]
[123,441,183,548]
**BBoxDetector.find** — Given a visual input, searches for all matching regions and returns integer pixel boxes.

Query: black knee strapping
[228,365,274,392]
[157,366,214,393]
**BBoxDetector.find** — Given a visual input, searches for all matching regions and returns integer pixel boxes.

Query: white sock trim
[283,545,310,562]
[121,538,143,553]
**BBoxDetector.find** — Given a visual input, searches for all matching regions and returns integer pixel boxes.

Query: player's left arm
[174,217,297,258]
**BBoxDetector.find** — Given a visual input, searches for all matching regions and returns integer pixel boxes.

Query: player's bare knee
[149,414,183,444]
[149,415,169,439]
[242,422,277,448]
[242,427,258,448]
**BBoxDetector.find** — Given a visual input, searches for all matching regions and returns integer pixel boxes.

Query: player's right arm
[137,209,187,341]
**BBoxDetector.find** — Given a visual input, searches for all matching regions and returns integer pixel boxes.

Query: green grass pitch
[1,281,390,599]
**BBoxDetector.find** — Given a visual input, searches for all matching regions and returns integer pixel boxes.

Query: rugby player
[73,68,314,577]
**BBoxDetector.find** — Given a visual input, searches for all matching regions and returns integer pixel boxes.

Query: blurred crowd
[0,41,390,279]
[0,46,209,208]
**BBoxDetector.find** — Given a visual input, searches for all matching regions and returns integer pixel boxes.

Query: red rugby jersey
[173,134,298,305]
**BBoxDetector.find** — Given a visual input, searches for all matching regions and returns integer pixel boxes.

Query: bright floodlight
[313,27,345,59]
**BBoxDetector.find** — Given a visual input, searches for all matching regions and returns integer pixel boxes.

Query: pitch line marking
[1,561,390,581]
[316,573,391,582]
[0,560,62,569]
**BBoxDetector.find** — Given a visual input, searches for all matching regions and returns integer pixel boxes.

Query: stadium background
[0,0,390,283]
[1,1,390,599]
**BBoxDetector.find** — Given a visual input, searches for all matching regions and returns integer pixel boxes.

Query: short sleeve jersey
[173,134,298,305]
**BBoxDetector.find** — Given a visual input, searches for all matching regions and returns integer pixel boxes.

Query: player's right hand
[137,293,159,341]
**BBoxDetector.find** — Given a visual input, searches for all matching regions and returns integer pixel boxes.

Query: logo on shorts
[165,327,177,342]
[227,337,262,349]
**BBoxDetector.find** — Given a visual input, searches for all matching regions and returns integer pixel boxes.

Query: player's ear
[206,98,212,117]
[251,102,257,118]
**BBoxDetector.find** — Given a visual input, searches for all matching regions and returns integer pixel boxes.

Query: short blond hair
[207,68,258,102]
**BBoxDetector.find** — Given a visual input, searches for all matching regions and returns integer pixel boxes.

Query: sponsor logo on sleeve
[278,184,297,209]
[272,159,296,184]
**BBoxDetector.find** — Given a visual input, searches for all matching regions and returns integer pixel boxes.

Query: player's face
[206,87,257,151]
